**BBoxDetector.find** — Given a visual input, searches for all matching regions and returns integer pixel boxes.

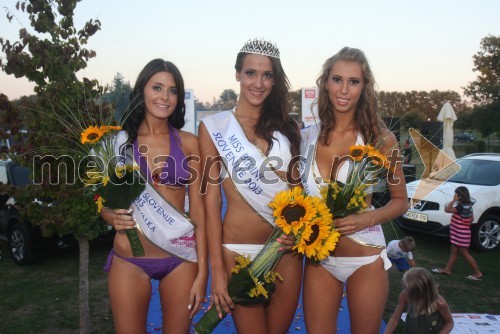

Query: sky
[1,0,499,104]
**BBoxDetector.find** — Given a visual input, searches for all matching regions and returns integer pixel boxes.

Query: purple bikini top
[133,125,189,187]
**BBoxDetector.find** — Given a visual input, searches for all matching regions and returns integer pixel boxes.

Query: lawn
[0,223,498,334]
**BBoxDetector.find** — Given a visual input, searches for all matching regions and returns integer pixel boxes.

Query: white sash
[114,131,197,262]
[299,125,322,197]
[202,111,290,225]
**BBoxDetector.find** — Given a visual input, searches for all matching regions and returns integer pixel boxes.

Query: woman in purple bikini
[100,59,207,334]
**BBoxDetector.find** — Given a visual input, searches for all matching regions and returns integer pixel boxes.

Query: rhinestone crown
[239,38,280,59]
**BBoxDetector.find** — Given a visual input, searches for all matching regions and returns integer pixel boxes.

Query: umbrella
[432,102,457,173]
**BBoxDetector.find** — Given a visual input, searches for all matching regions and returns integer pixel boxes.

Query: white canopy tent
[432,102,457,173]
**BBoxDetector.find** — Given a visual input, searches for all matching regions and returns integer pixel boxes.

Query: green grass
[0,239,114,334]
[1,225,498,334]
[383,222,500,333]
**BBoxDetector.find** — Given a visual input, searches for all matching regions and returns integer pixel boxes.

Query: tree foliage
[1,3,106,331]
[102,72,132,121]
[464,35,500,104]
[378,90,469,128]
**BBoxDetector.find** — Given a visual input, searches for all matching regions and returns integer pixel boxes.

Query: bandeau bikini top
[134,125,189,187]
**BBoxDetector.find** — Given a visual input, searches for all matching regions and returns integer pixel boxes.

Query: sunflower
[100,125,122,135]
[367,149,387,169]
[81,126,104,144]
[269,187,317,235]
[294,216,332,260]
[349,145,366,161]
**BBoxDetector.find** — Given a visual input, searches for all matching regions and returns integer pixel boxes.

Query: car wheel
[8,222,36,265]
[472,214,500,252]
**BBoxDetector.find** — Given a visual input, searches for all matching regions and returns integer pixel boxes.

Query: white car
[396,153,500,252]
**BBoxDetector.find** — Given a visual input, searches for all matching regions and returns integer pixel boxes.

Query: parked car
[396,153,500,252]
[454,132,475,142]
[0,159,74,265]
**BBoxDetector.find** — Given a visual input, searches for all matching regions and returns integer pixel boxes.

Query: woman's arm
[183,132,208,318]
[198,123,235,317]
[384,290,408,334]
[437,295,454,334]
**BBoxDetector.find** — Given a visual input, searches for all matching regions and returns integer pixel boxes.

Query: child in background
[387,236,417,272]
[384,267,454,334]
[432,186,483,281]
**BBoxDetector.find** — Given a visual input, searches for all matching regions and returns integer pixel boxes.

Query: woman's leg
[265,252,303,334]
[346,257,388,334]
[108,255,152,334]
[159,261,198,334]
[303,260,344,334]
[222,248,268,334]
[458,248,482,277]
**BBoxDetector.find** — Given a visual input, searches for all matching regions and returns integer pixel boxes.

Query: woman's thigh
[159,261,197,334]
[303,261,344,334]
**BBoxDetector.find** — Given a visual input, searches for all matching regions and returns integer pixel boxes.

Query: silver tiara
[239,38,280,59]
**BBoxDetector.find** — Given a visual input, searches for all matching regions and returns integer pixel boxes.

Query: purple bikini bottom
[104,249,183,280]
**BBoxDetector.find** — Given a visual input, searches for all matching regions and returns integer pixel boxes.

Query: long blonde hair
[315,47,385,146]
[403,267,440,317]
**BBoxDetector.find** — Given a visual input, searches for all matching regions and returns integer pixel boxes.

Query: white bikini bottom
[222,244,264,261]
[320,249,392,283]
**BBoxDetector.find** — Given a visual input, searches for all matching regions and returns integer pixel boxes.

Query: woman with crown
[198,38,302,333]
[299,47,408,333]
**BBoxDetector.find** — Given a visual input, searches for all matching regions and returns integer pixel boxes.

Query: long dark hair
[315,47,385,146]
[122,59,186,146]
[234,53,300,158]
[455,186,471,204]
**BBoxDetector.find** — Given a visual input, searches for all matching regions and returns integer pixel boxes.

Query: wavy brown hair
[234,52,300,158]
[315,47,385,146]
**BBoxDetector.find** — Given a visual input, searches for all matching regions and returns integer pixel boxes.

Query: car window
[435,159,500,186]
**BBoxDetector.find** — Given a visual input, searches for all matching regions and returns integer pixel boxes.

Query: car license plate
[404,211,428,222]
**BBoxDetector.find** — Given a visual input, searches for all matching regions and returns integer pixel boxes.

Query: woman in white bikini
[198,38,302,334]
[300,47,408,334]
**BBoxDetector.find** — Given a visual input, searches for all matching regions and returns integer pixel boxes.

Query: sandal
[431,268,450,275]
[465,275,483,281]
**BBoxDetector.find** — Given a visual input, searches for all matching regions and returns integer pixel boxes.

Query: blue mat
[146,278,385,333]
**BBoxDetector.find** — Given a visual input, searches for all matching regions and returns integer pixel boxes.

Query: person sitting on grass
[387,236,417,272]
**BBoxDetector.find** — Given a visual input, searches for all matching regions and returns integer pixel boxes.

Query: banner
[301,87,319,127]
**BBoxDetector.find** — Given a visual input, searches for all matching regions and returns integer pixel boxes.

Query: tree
[289,89,301,116]
[464,35,500,104]
[0,1,105,333]
[217,89,237,110]
[102,72,132,120]
[471,102,500,140]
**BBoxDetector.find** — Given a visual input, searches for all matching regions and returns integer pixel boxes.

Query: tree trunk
[77,236,90,334]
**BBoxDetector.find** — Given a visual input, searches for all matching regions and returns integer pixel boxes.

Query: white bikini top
[267,131,292,172]
[314,132,364,185]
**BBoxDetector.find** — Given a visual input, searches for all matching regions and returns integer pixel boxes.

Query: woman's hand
[209,268,234,318]
[334,212,372,235]
[276,234,296,251]
[103,208,136,232]
[188,274,207,318]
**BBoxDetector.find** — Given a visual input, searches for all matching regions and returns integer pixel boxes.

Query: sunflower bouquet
[50,99,146,257]
[81,125,146,257]
[194,187,338,334]
[322,144,393,218]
